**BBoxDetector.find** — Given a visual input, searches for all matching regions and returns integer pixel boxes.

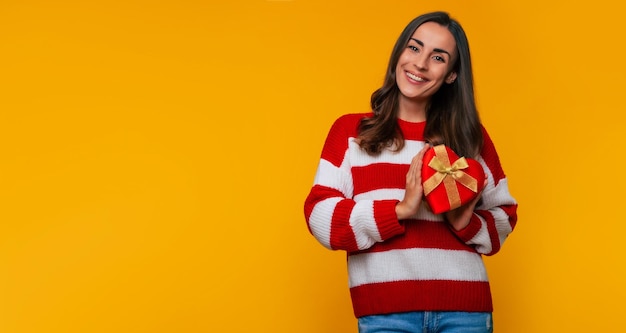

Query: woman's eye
[433,55,445,62]
[408,45,419,52]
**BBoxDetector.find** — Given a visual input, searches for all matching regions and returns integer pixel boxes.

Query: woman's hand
[395,145,430,220]
[445,179,487,230]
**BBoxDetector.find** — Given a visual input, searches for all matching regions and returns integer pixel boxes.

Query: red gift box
[421,144,486,214]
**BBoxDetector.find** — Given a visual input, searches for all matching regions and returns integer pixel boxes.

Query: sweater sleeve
[452,127,518,256]
[303,114,405,252]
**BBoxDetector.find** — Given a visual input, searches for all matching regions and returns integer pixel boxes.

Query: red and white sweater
[304,113,518,318]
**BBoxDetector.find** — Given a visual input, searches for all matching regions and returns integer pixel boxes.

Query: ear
[445,72,457,84]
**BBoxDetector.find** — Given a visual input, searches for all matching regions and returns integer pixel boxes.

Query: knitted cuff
[452,213,482,243]
[373,200,405,240]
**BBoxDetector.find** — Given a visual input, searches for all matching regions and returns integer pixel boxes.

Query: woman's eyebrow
[410,37,425,47]
[409,37,451,57]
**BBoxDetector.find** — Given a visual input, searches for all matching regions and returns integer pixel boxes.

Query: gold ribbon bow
[423,145,478,209]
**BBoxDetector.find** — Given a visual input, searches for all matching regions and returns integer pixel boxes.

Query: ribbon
[423,145,478,209]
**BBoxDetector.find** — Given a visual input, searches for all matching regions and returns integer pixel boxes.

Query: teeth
[406,72,425,82]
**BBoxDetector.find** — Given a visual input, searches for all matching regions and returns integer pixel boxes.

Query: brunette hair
[358,11,483,158]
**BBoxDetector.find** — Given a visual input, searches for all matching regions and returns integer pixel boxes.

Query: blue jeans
[358,311,493,333]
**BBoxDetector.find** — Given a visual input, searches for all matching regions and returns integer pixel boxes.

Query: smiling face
[395,21,458,119]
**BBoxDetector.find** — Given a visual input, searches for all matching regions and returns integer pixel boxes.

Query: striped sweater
[304,113,518,318]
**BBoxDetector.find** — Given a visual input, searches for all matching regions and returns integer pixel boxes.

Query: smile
[406,71,427,82]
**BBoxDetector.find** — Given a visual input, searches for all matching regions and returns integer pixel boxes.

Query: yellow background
[1,0,624,332]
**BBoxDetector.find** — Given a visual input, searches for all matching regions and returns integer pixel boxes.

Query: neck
[397,95,428,122]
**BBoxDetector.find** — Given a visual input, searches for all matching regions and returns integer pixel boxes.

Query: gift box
[421,144,485,214]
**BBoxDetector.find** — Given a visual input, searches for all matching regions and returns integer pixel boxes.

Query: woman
[304,11,518,333]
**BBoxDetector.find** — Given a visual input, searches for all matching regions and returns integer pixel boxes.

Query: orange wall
[1,1,625,332]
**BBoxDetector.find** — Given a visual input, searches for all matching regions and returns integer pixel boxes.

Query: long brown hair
[358,11,483,158]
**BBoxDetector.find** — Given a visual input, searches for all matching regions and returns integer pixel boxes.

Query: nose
[414,53,428,70]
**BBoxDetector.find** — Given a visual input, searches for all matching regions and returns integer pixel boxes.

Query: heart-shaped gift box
[421,144,486,214]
